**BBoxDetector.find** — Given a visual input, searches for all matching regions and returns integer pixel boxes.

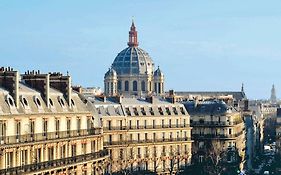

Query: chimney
[0,68,20,107]
[22,71,50,107]
[49,73,72,106]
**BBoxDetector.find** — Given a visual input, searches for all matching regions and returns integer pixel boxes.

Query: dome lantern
[127,20,138,47]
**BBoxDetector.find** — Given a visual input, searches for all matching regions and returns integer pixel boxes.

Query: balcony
[191,121,243,127]
[103,124,191,131]
[0,128,102,145]
[104,137,192,146]
[192,131,244,140]
[0,150,108,174]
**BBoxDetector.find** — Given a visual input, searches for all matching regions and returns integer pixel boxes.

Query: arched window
[141,81,145,91]
[125,81,129,91]
[133,81,138,91]
[158,83,161,94]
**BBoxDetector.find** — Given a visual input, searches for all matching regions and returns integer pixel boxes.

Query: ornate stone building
[104,21,164,97]
[0,67,108,175]
[183,100,246,173]
[90,96,193,174]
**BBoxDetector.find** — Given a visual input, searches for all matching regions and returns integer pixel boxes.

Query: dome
[154,66,164,77]
[104,68,117,78]
[112,47,154,75]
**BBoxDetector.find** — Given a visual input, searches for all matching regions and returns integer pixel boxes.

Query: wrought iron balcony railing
[0,128,102,145]
[191,120,243,127]
[103,124,191,131]
[0,150,108,174]
[104,137,192,146]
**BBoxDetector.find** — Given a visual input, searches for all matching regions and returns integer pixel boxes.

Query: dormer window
[58,97,65,107]
[166,107,171,115]
[158,107,164,115]
[22,97,28,107]
[71,99,75,106]
[141,107,146,115]
[133,107,139,116]
[173,107,178,115]
[125,108,131,116]
[6,95,15,107]
[34,96,41,107]
[149,107,154,115]
[49,98,54,107]
[180,107,186,115]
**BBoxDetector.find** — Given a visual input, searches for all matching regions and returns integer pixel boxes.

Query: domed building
[104,21,165,97]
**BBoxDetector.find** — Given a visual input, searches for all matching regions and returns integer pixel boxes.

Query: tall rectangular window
[77,117,81,134]
[0,121,6,141]
[60,145,66,158]
[6,152,13,168]
[144,120,147,129]
[71,144,76,157]
[91,140,96,152]
[137,120,139,129]
[30,120,35,136]
[108,121,111,130]
[55,118,60,136]
[48,147,54,160]
[16,121,21,139]
[67,118,71,135]
[43,119,47,137]
[119,120,123,130]
[129,120,132,129]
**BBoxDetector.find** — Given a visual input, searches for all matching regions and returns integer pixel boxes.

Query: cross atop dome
[127,20,138,47]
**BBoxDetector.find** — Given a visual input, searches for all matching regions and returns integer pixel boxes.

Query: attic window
[6,95,15,107]
[173,107,178,115]
[141,107,146,115]
[71,99,75,106]
[49,98,54,106]
[158,107,164,115]
[166,107,171,115]
[34,97,41,107]
[22,97,28,106]
[133,107,139,116]
[149,107,154,116]
[125,108,131,116]
[58,97,65,107]
[180,107,186,115]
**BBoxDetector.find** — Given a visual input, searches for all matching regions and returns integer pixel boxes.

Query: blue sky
[1,0,281,99]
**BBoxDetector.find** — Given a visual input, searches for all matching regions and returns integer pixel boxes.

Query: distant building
[276,108,281,155]
[81,87,103,96]
[183,100,246,173]
[104,21,164,97]
[270,84,277,104]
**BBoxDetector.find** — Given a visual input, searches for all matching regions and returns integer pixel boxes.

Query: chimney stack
[22,71,50,107]
[49,72,72,106]
[0,67,20,107]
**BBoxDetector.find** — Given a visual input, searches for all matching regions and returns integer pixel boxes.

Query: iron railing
[0,128,102,145]
[0,150,108,174]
